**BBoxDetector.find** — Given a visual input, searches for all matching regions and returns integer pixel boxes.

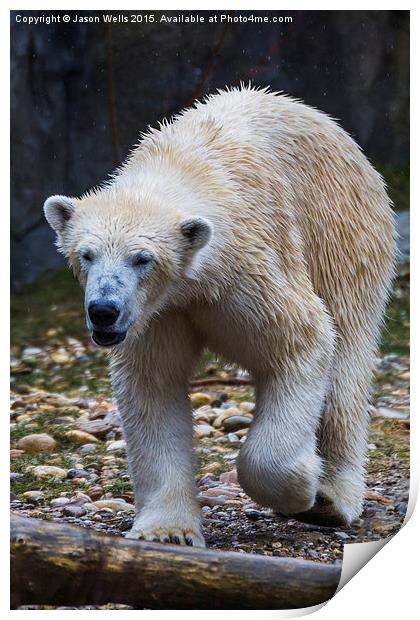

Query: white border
[4,2,415,618]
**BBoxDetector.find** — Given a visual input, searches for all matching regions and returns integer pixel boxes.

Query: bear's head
[43,190,213,346]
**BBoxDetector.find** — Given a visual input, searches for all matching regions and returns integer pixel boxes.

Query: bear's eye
[81,249,94,263]
[132,251,154,268]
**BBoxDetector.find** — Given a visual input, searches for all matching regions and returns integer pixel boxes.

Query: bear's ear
[180,217,213,251]
[43,195,76,235]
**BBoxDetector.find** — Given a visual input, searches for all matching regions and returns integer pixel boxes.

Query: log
[191,376,252,387]
[10,514,341,609]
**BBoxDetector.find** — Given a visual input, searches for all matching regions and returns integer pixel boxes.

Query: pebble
[62,504,87,518]
[198,494,229,507]
[106,440,126,454]
[31,465,67,479]
[194,424,215,438]
[376,407,409,420]
[213,408,242,428]
[238,402,255,413]
[93,499,135,513]
[219,469,238,484]
[190,393,212,408]
[222,415,252,432]
[50,497,71,508]
[67,468,91,480]
[79,443,98,455]
[22,491,45,504]
[10,449,25,459]
[65,430,99,444]
[244,509,262,520]
[17,433,57,453]
[334,531,350,541]
[10,472,23,480]
[78,419,113,438]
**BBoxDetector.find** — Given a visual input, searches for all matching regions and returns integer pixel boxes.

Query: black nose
[88,303,120,328]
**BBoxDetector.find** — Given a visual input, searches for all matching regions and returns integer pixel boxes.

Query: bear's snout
[88,302,120,328]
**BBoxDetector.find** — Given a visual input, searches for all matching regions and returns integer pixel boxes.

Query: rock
[198,493,229,507]
[32,465,67,479]
[194,424,215,438]
[239,401,255,413]
[17,433,57,453]
[50,497,71,508]
[10,472,23,480]
[244,508,262,520]
[67,468,91,479]
[62,504,87,518]
[222,415,252,432]
[65,430,99,444]
[202,462,221,474]
[21,346,43,360]
[334,531,350,541]
[395,502,407,515]
[190,393,212,408]
[93,499,135,513]
[213,407,243,428]
[78,419,113,438]
[376,407,409,420]
[79,443,98,455]
[219,469,238,484]
[365,490,393,505]
[10,449,25,459]
[23,490,45,504]
[50,350,71,365]
[106,439,126,454]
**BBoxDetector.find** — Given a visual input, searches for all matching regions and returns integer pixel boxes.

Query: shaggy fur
[44,86,396,546]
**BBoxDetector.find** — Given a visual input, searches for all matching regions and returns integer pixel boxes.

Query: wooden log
[10,514,341,609]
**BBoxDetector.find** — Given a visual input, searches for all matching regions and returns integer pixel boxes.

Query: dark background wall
[10,10,409,288]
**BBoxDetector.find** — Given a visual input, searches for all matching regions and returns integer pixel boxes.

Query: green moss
[380,165,410,212]
[11,267,84,346]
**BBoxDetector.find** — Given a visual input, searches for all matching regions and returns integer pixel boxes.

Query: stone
[190,393,212,408]
[65,430,99,444]
[222,415,252,432]
[79,443,98,455]
[93,499,135,513]
[23,490,45,503]
[219,469,238,484]
[376,407,409,420]
[194,424,214,438]
[17,433,57,453]
[244,508,262,520]
[62,504,87,518]
[334,531,350,541]
[67,468,91,479]
[198,493,228,507]
[213,407,243,428]
[50,497,71,508]
[78,419,113,438]
[106,439,126,454]
[10,449,25,459]
[238,401,255,413]
[32,465,67,479]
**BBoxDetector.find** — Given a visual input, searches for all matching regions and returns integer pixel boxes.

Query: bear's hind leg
[237,309,335,515]
[296,337,375,527]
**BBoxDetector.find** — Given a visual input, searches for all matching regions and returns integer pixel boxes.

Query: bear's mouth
[92,330,126,347]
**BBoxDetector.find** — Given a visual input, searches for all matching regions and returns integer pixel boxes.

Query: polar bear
[44,87,395,546]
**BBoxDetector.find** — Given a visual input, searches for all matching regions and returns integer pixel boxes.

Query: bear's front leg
[110,313,205,547]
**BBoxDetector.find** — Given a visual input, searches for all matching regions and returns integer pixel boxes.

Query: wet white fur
[44,86,396,546]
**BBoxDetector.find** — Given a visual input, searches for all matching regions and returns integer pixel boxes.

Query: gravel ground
[10,353,409,566]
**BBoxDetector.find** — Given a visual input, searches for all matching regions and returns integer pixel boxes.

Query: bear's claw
[125,525,205,547]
